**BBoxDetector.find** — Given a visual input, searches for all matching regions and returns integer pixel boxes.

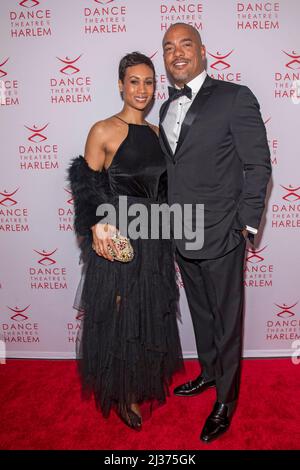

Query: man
[159,23,271,443]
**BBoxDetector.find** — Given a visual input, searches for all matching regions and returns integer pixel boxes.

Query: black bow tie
[168,84,192,101]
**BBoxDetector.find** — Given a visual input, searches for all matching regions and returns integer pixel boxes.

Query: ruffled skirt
[74,209,183,417]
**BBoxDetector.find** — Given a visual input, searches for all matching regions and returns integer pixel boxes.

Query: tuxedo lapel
[159,98,170,123]
[175,76,217,158]
[159,123,173,162]
[159,99,174,162]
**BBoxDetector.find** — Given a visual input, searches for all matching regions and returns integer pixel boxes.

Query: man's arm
[230,86,272,232]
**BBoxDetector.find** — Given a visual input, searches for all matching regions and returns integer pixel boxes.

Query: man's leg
[176,251,217,380]
[199,238,246,442]
[200,238,246,403]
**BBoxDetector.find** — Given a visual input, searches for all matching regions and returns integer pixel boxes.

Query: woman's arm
[67,122,117,261]
[84,121,106,171]
[84,122,118,261]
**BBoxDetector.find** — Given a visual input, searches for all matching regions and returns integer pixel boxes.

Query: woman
[68,52,182,431]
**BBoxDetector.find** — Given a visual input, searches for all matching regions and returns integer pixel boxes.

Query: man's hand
[91,223,119,261]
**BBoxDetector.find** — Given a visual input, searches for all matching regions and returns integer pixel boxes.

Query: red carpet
[0,358,299,450]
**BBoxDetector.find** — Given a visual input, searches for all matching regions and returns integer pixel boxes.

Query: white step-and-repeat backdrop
[1,0,299,359]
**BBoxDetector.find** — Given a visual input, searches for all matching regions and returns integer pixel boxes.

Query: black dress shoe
[173,375,216,397]
[200,401,232,443]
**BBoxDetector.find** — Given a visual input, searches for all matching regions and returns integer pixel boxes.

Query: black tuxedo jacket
[159,75,271,259]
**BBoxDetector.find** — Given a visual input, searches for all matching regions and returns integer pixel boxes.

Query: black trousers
[176,237,246,403]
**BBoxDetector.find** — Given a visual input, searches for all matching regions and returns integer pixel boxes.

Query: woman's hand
[91,223,119,261]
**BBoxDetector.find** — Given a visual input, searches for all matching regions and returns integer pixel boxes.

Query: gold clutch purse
[107,231,134,263]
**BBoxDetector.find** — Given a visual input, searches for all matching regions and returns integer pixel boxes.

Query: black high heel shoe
[117,404,142,431]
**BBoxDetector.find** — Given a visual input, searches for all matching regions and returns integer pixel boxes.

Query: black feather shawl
[67,155,114,236]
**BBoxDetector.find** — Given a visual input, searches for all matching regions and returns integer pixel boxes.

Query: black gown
[68,123,183,417]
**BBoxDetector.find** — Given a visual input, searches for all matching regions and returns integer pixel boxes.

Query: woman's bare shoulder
[87,116,120,140]
[89,116,118,132]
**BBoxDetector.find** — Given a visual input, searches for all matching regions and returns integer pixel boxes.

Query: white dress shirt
[163,70,207,154]
[162,70,257,235]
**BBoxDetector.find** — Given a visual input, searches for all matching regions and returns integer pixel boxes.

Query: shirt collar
[174,70,207,97]
[187,70,207,95]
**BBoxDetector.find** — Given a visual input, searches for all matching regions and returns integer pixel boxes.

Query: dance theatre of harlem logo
[208,49,242,83]
[147,50,169,102]
[67,311,84,344]
[0,188,30,232]
[160,0,204,32]
[29,249,68,290]
[50,54,92,104]
[18,123,59,171]
[57,188,74,232]
[1,305,40,344]
[274,50,300,100]
[244,245,274,288]
[0,57,20,107]
[264,117,278,166]
[9,0,52,38]
[236,1,280,30]
[272,184,300,228]
[83,0,127,35]
[266,302,300,342]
